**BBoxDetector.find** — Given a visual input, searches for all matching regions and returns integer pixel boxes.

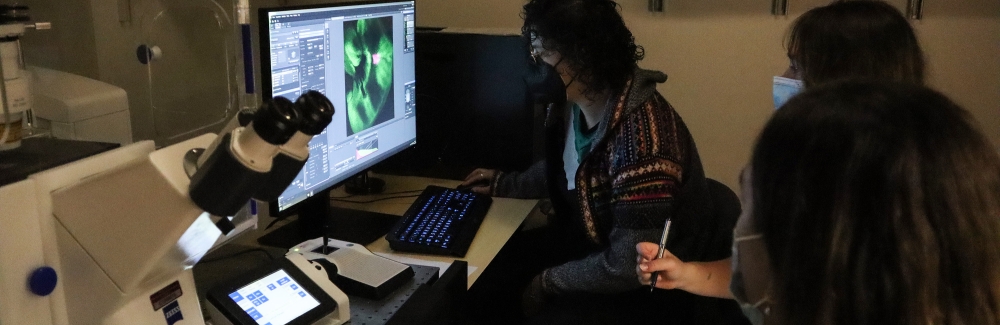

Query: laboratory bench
[194,173,540,324]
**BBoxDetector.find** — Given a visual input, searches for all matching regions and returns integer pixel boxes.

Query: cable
[200,248,274,264]
[381,189,426,195]
[330,194,420,204]
[266,190,425,228]
[266,194,414,229]
[330,189,423,199]
[265,215,289,230]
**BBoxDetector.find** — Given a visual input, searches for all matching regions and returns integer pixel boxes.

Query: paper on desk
[373,252,478,278]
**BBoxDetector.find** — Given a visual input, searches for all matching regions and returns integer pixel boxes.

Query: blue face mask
[772,76,804,110]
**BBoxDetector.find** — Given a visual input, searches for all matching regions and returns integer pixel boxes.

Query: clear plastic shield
[139,0,238,145]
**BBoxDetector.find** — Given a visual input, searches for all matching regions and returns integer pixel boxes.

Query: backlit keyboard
[385,185,493,257]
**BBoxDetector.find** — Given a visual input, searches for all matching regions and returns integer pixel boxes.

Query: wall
[18,0,998,188]
[415,0,1000,189]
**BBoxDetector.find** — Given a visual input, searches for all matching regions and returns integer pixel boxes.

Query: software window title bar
[270,3,414,25]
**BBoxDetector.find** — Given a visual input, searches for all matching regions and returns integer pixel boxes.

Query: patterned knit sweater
[492,68,727,295]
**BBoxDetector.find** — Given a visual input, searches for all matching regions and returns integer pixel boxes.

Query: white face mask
[773,76,804,110]
[730,167,773,325]
[730,233,771,325]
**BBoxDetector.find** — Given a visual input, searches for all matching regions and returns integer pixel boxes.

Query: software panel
[261,1,418,213]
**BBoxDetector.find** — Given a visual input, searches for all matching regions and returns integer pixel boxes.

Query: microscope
[0,89,350,325]
[0,4,49,150]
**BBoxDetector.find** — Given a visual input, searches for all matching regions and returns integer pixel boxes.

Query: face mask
[730,233,771,325]
[525,57,569,107]
[772,76,804,110]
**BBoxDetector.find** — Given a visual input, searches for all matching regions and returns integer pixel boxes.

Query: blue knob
[28,267,58,296]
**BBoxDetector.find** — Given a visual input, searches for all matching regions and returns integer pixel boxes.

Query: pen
[650,217,672,292]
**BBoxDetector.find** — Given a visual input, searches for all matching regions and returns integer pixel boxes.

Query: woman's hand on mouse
[461,168,496,195]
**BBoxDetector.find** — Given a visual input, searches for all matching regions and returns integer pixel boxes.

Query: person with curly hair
[461,0,742,323]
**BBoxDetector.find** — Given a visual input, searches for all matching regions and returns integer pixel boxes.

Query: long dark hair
[751,82,1000,324]
[521,0,644,99]
[788,0,925,87]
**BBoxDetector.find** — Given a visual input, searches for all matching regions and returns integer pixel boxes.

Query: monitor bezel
[259,0,418,218]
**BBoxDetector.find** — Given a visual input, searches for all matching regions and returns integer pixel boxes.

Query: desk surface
[246,174,538,288]
[327,174,538,287]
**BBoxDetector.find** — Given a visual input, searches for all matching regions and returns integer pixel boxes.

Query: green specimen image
[344,17,394,136]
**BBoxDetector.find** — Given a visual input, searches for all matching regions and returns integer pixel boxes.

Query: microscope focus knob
[28,266,58,296]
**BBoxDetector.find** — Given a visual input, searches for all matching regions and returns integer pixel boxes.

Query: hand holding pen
[636,218,682,291]
[638,222,736,298]
[650,218,672,291]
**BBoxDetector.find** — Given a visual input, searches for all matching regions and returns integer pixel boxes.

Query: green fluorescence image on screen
[344,16,395,136]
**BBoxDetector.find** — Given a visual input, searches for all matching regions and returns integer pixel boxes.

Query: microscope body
[0,91,340,324]
[0,137,215,324]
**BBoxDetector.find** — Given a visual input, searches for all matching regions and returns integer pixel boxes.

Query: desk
[326,174,538,287]
[196,174,537,324]
[239,173,538,288]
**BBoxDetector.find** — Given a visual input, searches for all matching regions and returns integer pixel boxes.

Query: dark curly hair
[522,0,644,99]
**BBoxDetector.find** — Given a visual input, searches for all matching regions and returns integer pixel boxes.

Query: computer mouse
[456,182,485,192]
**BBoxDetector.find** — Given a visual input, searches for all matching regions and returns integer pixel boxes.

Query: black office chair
[707,177,742,255]
[704,178,750,325]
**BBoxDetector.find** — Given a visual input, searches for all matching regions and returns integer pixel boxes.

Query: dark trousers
[466,225,749,325]
[466,224,590,324]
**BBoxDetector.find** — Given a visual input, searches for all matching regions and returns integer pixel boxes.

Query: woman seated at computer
[460,0,739,323]
[636,0,928,302]
[667,81,1000,324]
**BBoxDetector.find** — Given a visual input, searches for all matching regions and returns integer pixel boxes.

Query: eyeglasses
[529,47,542,64]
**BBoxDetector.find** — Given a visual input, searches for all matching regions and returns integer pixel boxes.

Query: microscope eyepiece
[253,96,301,145]
[294,90,335,135]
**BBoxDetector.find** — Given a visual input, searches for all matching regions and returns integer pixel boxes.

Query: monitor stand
[257,187,402,249]
[344,171,386,195]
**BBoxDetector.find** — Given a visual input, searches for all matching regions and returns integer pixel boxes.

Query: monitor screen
[261,1,417,212]
[228,269,321,325]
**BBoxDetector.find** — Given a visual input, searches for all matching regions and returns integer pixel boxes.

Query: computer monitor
[374,29,539,180]
[258,0,417,246]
